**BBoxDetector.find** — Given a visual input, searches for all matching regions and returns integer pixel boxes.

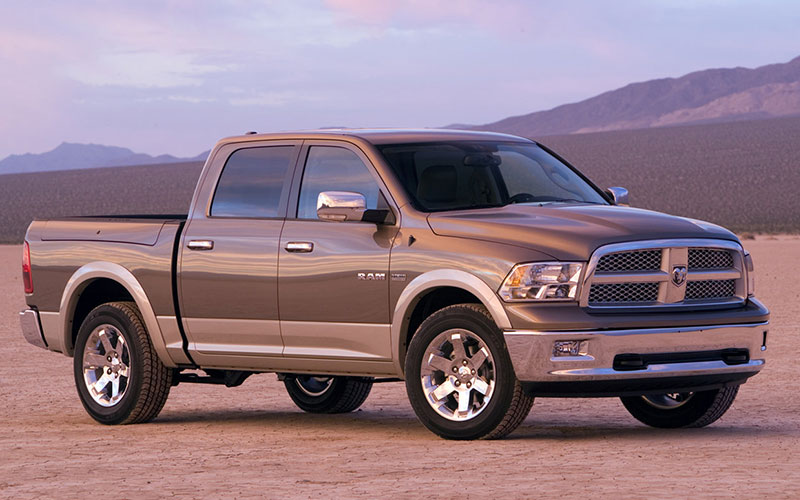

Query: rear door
[278,141,400,361]
[179,141,300,366]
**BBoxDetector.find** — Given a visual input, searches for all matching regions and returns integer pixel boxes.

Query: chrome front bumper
[20,309,48,349]
[505,322,767,390]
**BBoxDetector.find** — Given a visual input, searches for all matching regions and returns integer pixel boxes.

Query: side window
[211,146,294,218]
[297,146,381,219]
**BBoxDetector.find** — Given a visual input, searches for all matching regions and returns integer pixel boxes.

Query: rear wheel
[73,302,172,424]
[620,386,739,428]
[283,375,373,413]
[405,304,534,440]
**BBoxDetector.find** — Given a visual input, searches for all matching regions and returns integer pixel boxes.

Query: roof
[217,128,532,146]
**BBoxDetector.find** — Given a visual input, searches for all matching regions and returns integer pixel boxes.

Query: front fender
[390,269,511,376]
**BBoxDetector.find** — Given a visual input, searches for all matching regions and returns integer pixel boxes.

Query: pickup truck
[20,129,769,440]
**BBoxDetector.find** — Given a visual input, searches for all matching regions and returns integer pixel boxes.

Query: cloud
[228,91,321,107]
[65,51,230,88]
[0,0,798,159]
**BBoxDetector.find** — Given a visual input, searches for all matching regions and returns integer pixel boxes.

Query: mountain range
[460,55,800,136]
[0,143,209,175]
[3,55,799,175]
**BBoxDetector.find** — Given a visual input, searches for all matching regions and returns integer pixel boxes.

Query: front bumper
[20,309,48,349]
[505,322,767,396]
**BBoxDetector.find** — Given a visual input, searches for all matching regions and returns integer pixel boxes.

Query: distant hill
[1,115,798,243]
[0,161,204,243]
[0,142,209,175]
[462,55,800,136]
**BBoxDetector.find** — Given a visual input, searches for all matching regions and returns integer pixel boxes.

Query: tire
[283,375,373,413]
[620,386,739,428]
[404,304,534,440]
[73,301,172,425]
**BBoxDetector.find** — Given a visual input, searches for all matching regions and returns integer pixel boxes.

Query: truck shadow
[152,408,779,441]
[510,422,779,441]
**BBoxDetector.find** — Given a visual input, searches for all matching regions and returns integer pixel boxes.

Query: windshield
[377,141,608,212]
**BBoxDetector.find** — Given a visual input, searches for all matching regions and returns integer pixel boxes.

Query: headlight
[499,262,583,302]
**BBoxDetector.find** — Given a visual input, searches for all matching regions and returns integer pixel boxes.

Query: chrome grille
[596,250,662,272]
[685,279,736,300]
[581,239,745,310]
[688,248,734,269]
[588,282,659,303]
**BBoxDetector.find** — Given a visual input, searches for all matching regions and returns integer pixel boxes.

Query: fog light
[553,341,585,357]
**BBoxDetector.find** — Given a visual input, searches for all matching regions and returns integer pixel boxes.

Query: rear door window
[211,146,295,218]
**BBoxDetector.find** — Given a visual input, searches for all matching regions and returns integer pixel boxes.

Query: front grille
[596,250,662,272]
[582,240,744,310]
[685,279,736,300]
[588,282,659,303]
[688,248,734,269]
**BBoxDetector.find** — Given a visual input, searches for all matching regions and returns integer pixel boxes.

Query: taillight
[22,241,33,294]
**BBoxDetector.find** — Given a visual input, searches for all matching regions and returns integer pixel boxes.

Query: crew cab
[20,129,769,439]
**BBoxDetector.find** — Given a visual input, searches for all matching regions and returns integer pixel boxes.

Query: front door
[279,142,399,361]
[179,141,300,367]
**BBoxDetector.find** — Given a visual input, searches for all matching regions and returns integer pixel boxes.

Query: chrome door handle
[187,240,214,251]
[285,242,314,253]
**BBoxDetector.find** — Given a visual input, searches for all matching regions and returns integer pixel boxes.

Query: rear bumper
[504,321,767,396]
[20,309,48,349]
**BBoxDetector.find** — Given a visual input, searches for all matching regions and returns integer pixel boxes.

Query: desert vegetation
[0,161,203,243]
[543,115,800,234]
[0,116,798,243]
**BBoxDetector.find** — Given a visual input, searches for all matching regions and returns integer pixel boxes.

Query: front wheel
[405,304,534,440]
[282,375,373,413]
[620,386,739,428]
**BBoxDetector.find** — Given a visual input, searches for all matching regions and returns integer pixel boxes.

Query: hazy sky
[2,0,798,158]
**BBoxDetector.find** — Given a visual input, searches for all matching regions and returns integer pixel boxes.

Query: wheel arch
[391,269,512,376]
[58,262,176,367]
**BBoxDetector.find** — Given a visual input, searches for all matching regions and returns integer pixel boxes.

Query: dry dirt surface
[1,238,799,499]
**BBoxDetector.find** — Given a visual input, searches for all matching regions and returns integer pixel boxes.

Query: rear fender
[57,262,176,368]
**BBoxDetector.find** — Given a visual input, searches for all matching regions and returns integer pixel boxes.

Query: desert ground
[0,237,798,499]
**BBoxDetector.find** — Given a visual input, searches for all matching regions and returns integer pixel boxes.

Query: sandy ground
[1,237,798,499]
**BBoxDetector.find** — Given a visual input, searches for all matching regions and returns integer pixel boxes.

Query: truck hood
[426,204,739,261]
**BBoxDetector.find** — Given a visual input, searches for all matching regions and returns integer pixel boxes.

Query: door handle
[187,240,214,251]
[285,241,314,253]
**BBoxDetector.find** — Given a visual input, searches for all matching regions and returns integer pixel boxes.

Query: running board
[174,369,252,387]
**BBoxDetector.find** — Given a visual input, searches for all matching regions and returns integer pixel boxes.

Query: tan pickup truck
[20,129,769,439]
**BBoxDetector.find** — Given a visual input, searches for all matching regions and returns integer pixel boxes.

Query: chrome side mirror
[605,186,629,206]
[317,191,367,222]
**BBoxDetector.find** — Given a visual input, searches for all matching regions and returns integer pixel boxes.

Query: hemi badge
[391,273,407,281]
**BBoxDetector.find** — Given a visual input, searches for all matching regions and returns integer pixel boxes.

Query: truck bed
[26,216,186,323]
[38,215,187,246]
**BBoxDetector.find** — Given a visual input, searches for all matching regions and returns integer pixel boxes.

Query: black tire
[404,304,534,440]
[73,302,172,425]
[283,375,373,413]
[620,386,739,428]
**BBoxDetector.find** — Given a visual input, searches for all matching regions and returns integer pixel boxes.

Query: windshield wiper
[537,199,604,205]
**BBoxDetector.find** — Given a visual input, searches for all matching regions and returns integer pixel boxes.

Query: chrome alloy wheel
[294,376,334,396]
[420,329,496,421]
[82,324,130,407]
[641,392,694,410]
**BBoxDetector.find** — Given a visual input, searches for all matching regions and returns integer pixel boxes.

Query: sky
[1,0,799,159]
